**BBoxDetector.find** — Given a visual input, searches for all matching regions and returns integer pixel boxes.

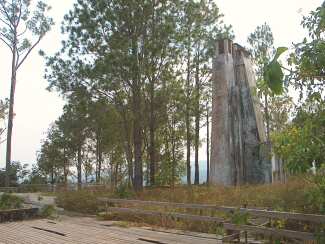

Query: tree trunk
[5,32,17,187]
[149,79,156,186]
[264,93,270,142]
[96,131,102,183]
[125,140,133,186]
[120,107,133,186]
[171,116,176,188]
[114,161,119,188]
[63,147,68,187]
[133,87,143,191]
[148,0,157,187]
[77,145,82,190]
[185,36,191,186]
[194,50,200,185]
[206,103,210,184]
[264,93,272,161]
[51,167,55,192]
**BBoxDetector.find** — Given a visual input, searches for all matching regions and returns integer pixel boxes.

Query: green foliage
[272,100,325,174]
[270,2,324,179]
[267,95,294,132]
[0,193,23,210]
[306,166,325,214]
[0,99,8,140]
[42,0,233,190]
[288,2,325,100]
[0,0,54,187]
[0,0,53,56]
[0,161,29,187]
[40,204,57,218]
[56,190,108,214]
[248,22,275,78]
[248,23,292,141]
[114,184,135,199]
[263,47,288,95]
[229,210,249,225]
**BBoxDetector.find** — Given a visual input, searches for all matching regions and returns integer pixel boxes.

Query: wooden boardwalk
[0,217,221,244]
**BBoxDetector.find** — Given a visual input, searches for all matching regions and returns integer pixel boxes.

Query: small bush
[56,190,110,214]
[0,193,23,210]
[305,167,325,214]
[40,204,57,218]
[114,184,135,199]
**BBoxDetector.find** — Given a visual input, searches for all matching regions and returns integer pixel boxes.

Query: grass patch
[56,177,321,214]
[136,177,316,213]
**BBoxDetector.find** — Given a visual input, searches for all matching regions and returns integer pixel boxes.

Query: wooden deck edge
[106,207,317,241]
[99,198,325,223]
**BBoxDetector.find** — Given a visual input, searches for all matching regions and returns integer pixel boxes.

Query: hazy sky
[0,0,322,168]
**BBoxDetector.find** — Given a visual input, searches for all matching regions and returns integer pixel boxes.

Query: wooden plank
[222,231,242,242]
[219,206,325,224]
[224,223,316,241]
[100,198,325,223]
[0,217,222,244]
[107,207,224,223]
[106,207,317,241]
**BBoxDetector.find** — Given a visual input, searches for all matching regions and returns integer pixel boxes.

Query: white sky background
[0,0,323,168]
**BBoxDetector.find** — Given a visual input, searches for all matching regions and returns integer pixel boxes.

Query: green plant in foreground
[263,47,288,95]
[114,184,135,199]
[229,210,250,225]
[306,166,325,214]
[0,193,23,210]
[40,204,57,218]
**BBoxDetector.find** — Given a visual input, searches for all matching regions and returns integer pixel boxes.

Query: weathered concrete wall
[210,40,235,185]
[210,39,271,186]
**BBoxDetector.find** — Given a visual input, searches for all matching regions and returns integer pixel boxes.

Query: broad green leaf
[273,47,288,61]
[263,46,288,94]
[264,61,284,94]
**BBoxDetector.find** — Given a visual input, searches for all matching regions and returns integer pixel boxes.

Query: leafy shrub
[0,193,23,210]
[305,166,325,214]
[40,204,57,218]
[56,190,109,214]
[114,183,135,199]
[229,210,249,225]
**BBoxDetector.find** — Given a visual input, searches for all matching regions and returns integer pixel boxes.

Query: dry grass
[55,178,324,241]
[56,177,318,214]
[136,177,315,213]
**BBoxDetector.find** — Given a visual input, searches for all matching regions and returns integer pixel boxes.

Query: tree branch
[0,16,13,30]
[0,33,12,51]
[16,36,42,70]
[15,47,20,68]
[0,1,13,26]
[280,65,292,73]
[17,23,27,37]
[14,0,23,28]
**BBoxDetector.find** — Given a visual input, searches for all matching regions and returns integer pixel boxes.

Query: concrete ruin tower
[210,39,271,186]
